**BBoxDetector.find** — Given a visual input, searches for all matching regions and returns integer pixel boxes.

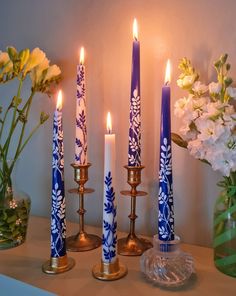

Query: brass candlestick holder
[66,163,102,251]
[92,258,127,281]
[42,254,75,274]
[118,165,153,256]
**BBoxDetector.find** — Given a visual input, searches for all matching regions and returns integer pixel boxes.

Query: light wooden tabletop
[0,216,235,296]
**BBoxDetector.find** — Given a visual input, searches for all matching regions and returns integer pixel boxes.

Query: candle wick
[165,80,170,86]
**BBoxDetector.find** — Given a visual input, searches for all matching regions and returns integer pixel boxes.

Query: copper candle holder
[66,163,102,251]
[42,254,75,274]
[92,258,127,281]
[118,165,153,256]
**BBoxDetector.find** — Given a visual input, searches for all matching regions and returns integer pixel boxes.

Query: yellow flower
[0,51,10,65]
[24,47,46,75]
[43,64,61,82]
[0,51,13,73]
[30,57,49,86]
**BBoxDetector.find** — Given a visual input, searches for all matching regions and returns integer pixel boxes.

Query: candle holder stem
[66,163,102,252]
[129,194,137,237]
[118,165,152,256]
[78,190,85,234]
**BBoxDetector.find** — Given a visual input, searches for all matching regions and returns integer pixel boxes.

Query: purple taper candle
[158,60,175,242]
[128,18,141,167]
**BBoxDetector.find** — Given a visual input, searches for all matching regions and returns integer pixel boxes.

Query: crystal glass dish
[140,235,194,287]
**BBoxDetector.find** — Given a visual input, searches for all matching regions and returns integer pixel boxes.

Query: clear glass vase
[213,189,236,277]
[0,160,31,249]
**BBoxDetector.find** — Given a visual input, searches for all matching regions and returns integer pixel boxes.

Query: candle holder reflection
[66,163,102,251]
[118,165,153,256]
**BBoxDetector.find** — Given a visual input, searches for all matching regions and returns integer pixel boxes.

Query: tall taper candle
[51,90,66,257]
[75,47,88,164]
[102,112,117,263]
[158,60,175,241]
[128,18,141,167]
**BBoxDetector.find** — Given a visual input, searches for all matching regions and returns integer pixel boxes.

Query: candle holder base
[66,232,102,252]
[140,235,194,287]
[118,234,153,256]
[42,254,75,275]
[92,259,127,281]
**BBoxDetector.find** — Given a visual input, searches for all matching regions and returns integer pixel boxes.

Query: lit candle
[75,46,88,165]
[158,60,175,241]
[51,90,66,257]
[102,112,117,263]
[128,18,141,167]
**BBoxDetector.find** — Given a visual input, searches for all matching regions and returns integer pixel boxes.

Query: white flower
[174,97,190,117]
[209,82,222,94]
[192,81,208,94]
[226,86,236,99]
[187,138,206,159]
[196,118,225,143]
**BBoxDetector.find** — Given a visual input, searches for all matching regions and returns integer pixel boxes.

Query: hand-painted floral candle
[102,112,117,263]
[51,90,66,257]
[75,47,87,164]
[158,60,175,241]
[128,19,141,167]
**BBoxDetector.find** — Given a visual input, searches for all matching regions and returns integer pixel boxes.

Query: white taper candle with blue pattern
[102,112,117,263]
[158,60,175,242]
[75,47,88,165]
[128,19,141,167]
[51,90,66,257]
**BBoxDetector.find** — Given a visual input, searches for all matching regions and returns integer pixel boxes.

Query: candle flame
[106,112,112,134]
[80,47,85,65]
[56,90,62,111]
[133,18,138,41]
[165,59,171,85]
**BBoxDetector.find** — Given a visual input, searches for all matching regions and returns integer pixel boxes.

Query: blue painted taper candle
[51,90,66,257]
[158,60,175,241]
[128,18,141,166]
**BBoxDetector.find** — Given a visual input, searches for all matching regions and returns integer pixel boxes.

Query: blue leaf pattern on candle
[102,171,117,263]
[158,137,174,241]
[51,111,66,257]
[75,65,87,164]
[128,89,141,166]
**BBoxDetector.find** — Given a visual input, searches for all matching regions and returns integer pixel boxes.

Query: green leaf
[171,133,188,149]
[6,214,17,223]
